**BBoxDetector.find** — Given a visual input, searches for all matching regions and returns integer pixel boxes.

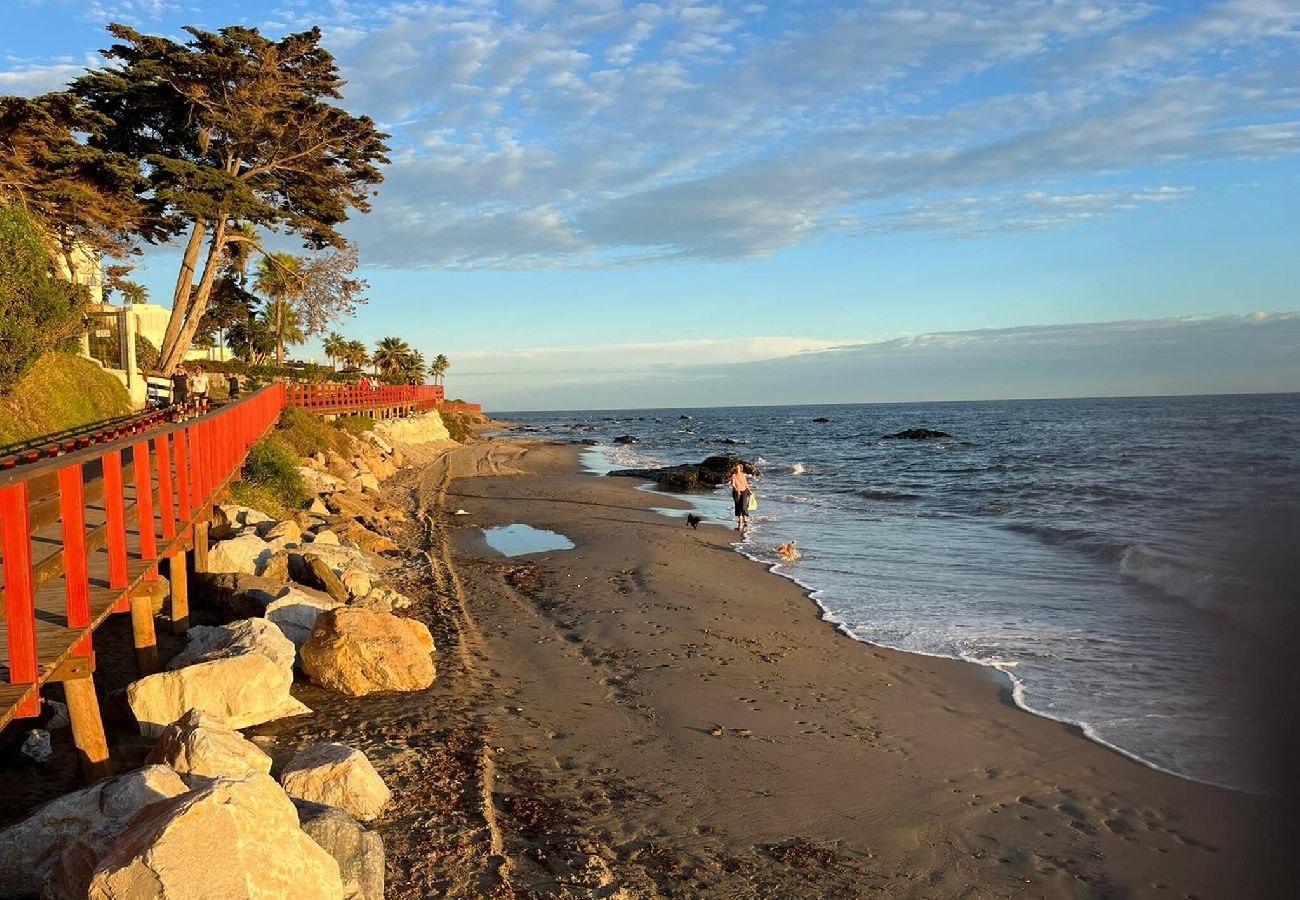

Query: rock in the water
[167,617,297,673]
[266,587,343,652]
[144,708,272,779]
[301,608,436,697]
[608,454,759,492]
[812,416,831,423]
[0,766,187,898]
[83,773,343,900]
[128,652,311,737]
[281,743,392,822]
[208,533,277,577]
[613,435,638,444]
[883,428,951,440]
[294,800,385,900]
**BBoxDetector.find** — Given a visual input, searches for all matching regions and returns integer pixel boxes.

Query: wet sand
[411,439,1283,898]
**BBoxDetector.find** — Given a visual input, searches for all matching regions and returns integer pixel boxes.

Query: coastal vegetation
[0,352,130,446]
[0,205,91,394]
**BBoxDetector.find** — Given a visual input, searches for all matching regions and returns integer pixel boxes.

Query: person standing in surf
[730,461,753,532]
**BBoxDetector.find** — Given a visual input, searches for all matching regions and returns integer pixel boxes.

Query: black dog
[686,514,702,530]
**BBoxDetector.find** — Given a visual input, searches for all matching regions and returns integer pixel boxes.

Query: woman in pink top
[730,462,752,532]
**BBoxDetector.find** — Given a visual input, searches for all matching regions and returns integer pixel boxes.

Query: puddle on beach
[481,524,575,557]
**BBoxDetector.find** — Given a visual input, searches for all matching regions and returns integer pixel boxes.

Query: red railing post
[0,483,41,717]
[101,450,129,603]
[132,442,158,571]
[173,428,192,525]
[155,433,176,543]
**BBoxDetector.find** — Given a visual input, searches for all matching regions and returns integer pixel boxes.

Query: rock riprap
[280,743,392,822]
[167,617,296,673]
[300,607,436,697]
[0,766,187,898]
[266,587,343,653]
[207,533,280,576]
[144,709,272,780]
[294,800,385,900]
[82,773,344,900]
[128,652,311,736]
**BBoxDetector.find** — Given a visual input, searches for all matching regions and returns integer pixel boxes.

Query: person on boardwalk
[190,365,209,409]
[227,372,241,400]
[730,461,753,532]
[170,364,189,411]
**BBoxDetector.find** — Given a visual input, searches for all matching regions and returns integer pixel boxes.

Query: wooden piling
[62,674,111,784]
[169,555,190,634]
[192,520,209,573]
[129,585,162,676]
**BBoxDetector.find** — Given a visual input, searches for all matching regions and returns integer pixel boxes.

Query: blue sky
[3,0,1298,408]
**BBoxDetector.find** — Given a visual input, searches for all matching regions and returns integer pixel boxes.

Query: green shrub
[334,414,374,437]
[238,435,307,514]
[135,333,160,373]
[275,406,352,457]
[441,410,477,443]
[0,205,91,396]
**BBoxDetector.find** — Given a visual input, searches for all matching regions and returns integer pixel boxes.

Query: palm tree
[254,252,305,364]
[431,353,450,385]
[322,331,346,371]
[372,336,412,378]
[401,349,427,383]
[342,339,369,371]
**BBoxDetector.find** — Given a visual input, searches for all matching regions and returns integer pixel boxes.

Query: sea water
[497,395,1300,792]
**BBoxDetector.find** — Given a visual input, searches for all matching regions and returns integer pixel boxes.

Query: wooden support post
[192,520,209,573]
[62,676,111,784]
[129,587,161,676]
[169,555,190,634]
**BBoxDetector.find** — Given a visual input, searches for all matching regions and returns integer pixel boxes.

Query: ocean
[495,394,1300,793]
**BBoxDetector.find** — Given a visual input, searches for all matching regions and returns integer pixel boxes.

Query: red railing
[286,383,444,412]
[0,385,287,748]
[0,380,471,778]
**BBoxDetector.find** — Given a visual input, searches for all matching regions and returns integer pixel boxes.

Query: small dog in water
[777,541,800,562]
[686,514,703,530]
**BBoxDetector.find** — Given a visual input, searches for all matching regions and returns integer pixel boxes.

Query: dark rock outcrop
[613,435,639,444]
[883,428,951,440]
[812,417,831,423]
[608,455,759,492]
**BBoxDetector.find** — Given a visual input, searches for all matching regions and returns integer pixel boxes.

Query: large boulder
[167,617,296,673]
[128,652,311,737]
[335,521,400,555]
[266,587,343,653]
[82,773,344,899]
[212,504,273,539]
[301,608,436,697]
[192,572,284,619]
[207,533,277,577]
[294,800,384,900]
[608,454,759,492]
[0,766,187,898]
[280,743,391,822]
[144,709,272,780]
[882,428,951,440]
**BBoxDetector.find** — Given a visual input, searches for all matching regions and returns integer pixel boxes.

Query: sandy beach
[300,436,1283,898]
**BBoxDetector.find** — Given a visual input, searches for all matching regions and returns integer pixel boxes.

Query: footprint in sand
[1055,803,1098,836]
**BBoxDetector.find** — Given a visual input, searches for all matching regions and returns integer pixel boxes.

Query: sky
[3,0,1299,409]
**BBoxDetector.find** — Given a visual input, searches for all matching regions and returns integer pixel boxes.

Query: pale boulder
[144,709,272,779]
[0,766,187,898]
[167,617,296,673]
[280,743,391,823]
[312,529,341,545]
[207,533,275,577]
[84,773,343,900]
[356,472,381,493]
[341,569,373,599]
[263,519,303,547]
[128,652,311,737]
[376,411,450,445]
[266,587,343,652]
[301,608,436,697]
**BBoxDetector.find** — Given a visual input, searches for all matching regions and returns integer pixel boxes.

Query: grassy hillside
[0,352,132,448]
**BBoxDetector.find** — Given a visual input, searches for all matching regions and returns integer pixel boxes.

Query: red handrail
[0,381,465,735]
